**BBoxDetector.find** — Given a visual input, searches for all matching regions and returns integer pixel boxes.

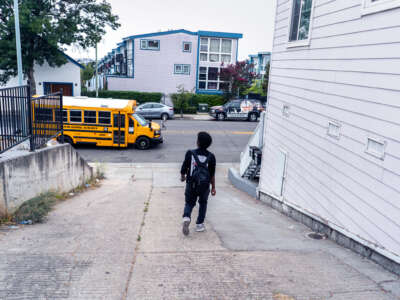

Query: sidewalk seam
[122,170,153,300]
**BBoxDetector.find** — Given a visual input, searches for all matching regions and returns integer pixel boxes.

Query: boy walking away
[180,132,216,236]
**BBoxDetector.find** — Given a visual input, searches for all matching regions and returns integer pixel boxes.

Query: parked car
[209,99,264,122]
[136,102,174,120]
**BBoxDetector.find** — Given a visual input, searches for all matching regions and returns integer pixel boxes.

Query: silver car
[136,102,174,120]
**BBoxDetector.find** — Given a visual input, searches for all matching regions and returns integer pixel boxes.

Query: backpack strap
[191,150,209,167]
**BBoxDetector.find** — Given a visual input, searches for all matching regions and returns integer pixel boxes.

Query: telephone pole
[14,0,23,85]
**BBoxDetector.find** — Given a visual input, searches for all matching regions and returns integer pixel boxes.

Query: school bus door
[112,112,128,147]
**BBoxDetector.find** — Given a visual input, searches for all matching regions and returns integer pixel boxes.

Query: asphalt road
[75,119,258,163]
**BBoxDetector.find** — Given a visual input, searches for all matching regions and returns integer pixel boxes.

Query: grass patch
[2,172,105,226]
[13,193,58,224]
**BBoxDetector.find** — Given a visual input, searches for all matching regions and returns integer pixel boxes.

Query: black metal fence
[0,85,63,154]
[0,85,31,154]
[30,92,63,151]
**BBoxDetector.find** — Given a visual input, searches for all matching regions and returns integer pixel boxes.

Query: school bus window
[84,110,97,124]
[129,118,135,133]
[55,109,68,122]
[70,110,82,123]
[63,110,68,122]
[99,111,111,124]
[35,107,53,122]
[113,114,126,127]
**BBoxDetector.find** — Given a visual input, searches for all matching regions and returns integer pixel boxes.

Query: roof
[123,29,243,41]
[61,53,85,69]
[63,96,134,109]
[197,31,243,39]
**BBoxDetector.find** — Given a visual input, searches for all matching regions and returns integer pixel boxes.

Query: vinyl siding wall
[260,0,400,263]
[108,33,198,94]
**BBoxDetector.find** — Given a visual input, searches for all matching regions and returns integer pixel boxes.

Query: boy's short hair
[197,132,212,149]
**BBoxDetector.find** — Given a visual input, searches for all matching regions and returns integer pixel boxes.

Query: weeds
[2,171,105,226]
[13,192,58,224]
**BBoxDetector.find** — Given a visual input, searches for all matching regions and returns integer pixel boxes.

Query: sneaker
[182,217,191,236]
[196,224,205,232]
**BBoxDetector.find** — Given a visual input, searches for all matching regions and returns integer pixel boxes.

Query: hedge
[170,93,226,109]
[82,90,162,104]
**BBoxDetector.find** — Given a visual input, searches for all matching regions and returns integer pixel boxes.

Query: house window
[140,39,160,50]
[365,137,386,159]
[200,53,208,62]
[362,0,400,15]
[200,38,209,52]
[199,67,207,80]
[197,66,228,91]
[84,111,97,124]
[183,42,192,52]
[221,40,232,53]
[289,0,313,42]
[199,37,234,63]
[221,54,231,63]
[209,54,219,62]
[174,64,191,75]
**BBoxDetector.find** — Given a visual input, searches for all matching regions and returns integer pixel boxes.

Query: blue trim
[174,64,191,75]
[61,53,85,69]
[197,31,243,39]
[123,29,197,41]
[236,39,239,62]
[195,35,200,91]
[182,41,192,53]
[43,82,74,96]
[123,29,242,41]
[140,39,160,51]
[196,89,223,95]
[132,39,135,78]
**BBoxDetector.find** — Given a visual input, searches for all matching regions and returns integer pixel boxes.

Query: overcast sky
[66,0,277,61]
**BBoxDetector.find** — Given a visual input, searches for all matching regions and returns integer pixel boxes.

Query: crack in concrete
[122,170,153,300]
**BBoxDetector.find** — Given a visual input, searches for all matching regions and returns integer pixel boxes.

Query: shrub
[190,94,226,107]
[184,106,197,114]
[170,93,226,112]
[82,90,162,104]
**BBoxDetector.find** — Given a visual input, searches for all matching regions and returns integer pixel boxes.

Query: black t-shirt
[180,148,216,182]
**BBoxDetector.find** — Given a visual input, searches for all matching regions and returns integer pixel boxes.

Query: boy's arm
[210,154,216,196]
[180,151,191,181]
[211,176,216,196]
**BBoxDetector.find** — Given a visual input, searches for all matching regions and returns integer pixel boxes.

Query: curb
[228,168,258,199]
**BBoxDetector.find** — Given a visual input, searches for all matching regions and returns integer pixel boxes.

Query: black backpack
[190,151,211,193]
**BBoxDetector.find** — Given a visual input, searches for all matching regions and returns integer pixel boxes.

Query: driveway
[0,163,398,299]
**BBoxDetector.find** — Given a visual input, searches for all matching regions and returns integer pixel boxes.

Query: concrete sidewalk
[175,113,213,121]
[0,163,399,299]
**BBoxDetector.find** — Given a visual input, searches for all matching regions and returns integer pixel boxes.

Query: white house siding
[260,0,400,263]
[3,60,81,96]
[108,32,198,95]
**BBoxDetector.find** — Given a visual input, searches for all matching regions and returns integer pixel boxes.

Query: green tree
[262,61,270,96]
[219,61,256,100]
[171,85,192,118]
[0,0,120,94]
[81,62,95,87]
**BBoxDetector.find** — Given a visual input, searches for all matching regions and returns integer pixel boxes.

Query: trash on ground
[9,226,19,229]
[69,193,75,196]
[19,220,33,225]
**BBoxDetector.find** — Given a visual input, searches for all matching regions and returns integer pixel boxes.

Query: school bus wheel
[136,136,150,150]
[58,135,73,145]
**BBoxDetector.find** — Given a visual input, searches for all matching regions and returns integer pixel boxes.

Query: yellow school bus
[60,96,162,149]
